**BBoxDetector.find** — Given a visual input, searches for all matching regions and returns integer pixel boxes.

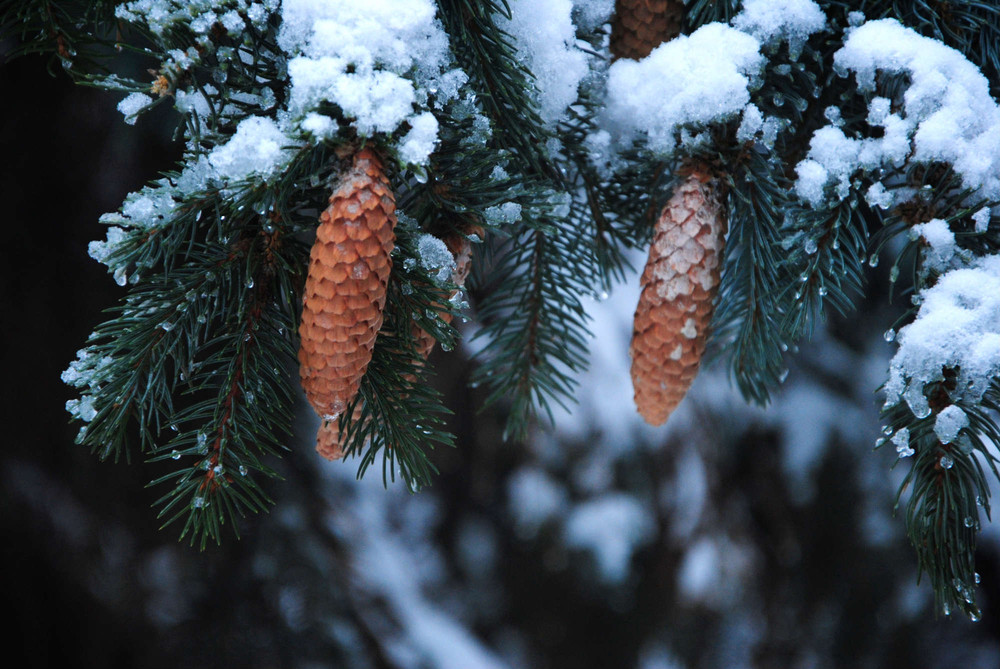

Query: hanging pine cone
[312,226,481,460]
[630,169,726,426]
[299,147,396,459]
[610,0,684,61]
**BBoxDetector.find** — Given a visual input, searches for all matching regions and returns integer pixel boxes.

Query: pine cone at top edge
[630,169,727,425]
[610,0,684,61]
[298,147,396,459]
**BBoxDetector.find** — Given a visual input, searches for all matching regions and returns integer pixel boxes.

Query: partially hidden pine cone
[610,0,684,61]
[299,147,396,460]
[313,227,480,460]
[411,227,479,360]
[630,170,726,426]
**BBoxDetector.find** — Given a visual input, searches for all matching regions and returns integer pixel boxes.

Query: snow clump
[497,0,589,126]
[208,116,294,182]
[883,254,1000,415]
[732,0,826,49]
[416,234,457,283]
[909,219,957,273]
[604,23,764,156]
[117,92,154,125]
[795,19,1000,206]
[934,405,969,445]
[279,0,465,164]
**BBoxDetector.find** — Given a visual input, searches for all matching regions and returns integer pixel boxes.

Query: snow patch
[604,23,763,156]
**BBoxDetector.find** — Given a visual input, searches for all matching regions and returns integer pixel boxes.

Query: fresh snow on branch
[884,254,1000,417]
[496,0,589,126]
[603,23,764,156]
[796,19,1000,207]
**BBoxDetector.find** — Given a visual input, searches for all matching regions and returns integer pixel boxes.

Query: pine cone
[610,0,684,61]
[312,226,480,460]
[630,170,726,425]
[299,147,396,458]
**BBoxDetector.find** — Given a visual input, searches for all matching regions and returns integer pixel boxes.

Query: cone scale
[611,0,684,61]
[630,170,726,425]
[298,148,396,460]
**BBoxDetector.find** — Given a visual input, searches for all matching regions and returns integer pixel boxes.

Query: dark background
[5,50,1000,669]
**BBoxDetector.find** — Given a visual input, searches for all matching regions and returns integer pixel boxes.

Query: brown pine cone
[630,170,726,425]
[312,226,481,460]
[610,0,684,61]
[298,147,396,458]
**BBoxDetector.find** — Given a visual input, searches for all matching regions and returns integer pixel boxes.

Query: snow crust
[604,23,764,155]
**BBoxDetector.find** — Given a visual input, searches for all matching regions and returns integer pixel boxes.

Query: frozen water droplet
[245,391,255,404]
[160,321,175,332]
[597,290,609,301]
[245,277,255,289]
[884,329,895,342]
[197,431,208,447]
[804,238,817,255]
[239,465,248,476]
[818,285,828,297]
[413,169,428,184]
[976,495,985,507]
[889,266,899,283]
[244,333,251,342]
[278,326,284,335]
[196,314,208,324]
[942,601,951,616]
[831,239,840,250]
[213,464,224,475]
[882,425,894,436]
[965,516,976,528]
[193,496,206,509]
[875,437,886,447]
[939,455,954,469]
[170,423,178,432]
[868,254,879,267]
[778,368,789,383]
[975,572,982,584]
[969,609,981,623]
[114,267,128,286]
[171,450,181,460]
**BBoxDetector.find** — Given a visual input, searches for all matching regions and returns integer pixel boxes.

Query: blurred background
[5,50,1000,669]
